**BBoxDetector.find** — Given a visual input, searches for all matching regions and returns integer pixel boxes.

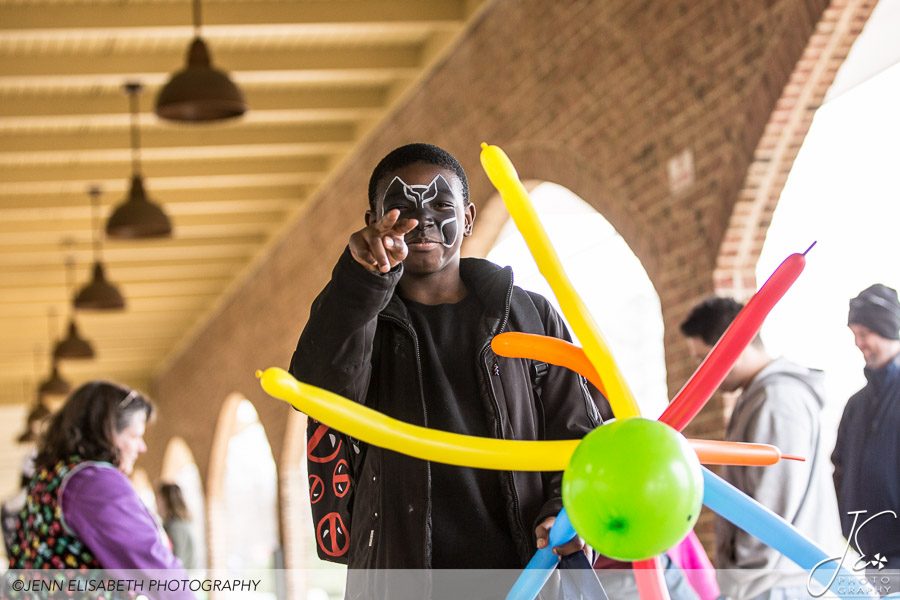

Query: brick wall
[146,0,873,564]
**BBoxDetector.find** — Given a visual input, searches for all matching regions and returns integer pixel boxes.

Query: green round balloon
[562,417,703,561]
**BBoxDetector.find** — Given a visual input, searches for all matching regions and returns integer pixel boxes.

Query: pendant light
[155,0,247,122]
[106,82,173,239]
[38,311,71,398]
[37,363,70,398]
[54,255,96,360]
[75,186,126,311]
[16,397,52,444]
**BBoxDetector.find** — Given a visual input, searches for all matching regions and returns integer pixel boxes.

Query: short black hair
[367,143,469,211]
[680,296,760,347]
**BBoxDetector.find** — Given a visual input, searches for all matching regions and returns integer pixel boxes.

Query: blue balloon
[505,509,575,600]
[702,467,875,599]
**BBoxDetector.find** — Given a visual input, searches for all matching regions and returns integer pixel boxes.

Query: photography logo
[807,509,897,598]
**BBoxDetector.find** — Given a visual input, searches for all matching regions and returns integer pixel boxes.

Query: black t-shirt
[404,293,521,569]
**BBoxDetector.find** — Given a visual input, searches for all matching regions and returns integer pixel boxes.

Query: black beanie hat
[848,283,900,340]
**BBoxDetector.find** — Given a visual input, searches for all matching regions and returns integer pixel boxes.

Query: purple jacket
[62,462,193,599]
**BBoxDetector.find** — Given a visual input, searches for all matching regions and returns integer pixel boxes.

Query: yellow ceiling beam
[2,237,262,268]
[0,334,180,354]
[0,155,329,184]
[0,196,302,219]
[0,86,388,119]
[0,1,468,31]
[0,222,283,248]
[0,68,418,92]
[0,373,154,405]
[0,45,423,78]
[0,173,322,199]
[1,312,197,332]
[0,143,350,168]
[0,260,248,287]
[0,109,379,131]
[0,354,171,374]
[0,210,287,235]
[1,278,230,305]
[0,122,357,152]
[0,294,221,318]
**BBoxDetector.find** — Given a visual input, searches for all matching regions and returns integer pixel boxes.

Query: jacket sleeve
[61,465,193,599]
[728,381,817,571]
[290,246,401,401]
[830,394,857,539]
[529,296,602,529]
[289,247,401,563]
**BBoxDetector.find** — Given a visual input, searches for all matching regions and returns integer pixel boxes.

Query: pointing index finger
[392,217,419,236]
[376,208,401,232]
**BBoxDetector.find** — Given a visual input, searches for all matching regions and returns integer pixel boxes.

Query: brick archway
[279,410,318,597]
[715,0,876,299]
[465,141,661,284]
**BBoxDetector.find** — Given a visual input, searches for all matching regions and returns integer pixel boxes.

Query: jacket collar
[380,258,514,336]
[864,351,900,393]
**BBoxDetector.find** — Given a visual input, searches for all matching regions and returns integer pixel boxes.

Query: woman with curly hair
[8,381,186,576]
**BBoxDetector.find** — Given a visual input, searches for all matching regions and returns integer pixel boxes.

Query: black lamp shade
[106,175,172,239]
[155,37,247,122]
[16,401,52,443]
[53,320,95,360]
[74,262,126,311]
[38,363,71,397]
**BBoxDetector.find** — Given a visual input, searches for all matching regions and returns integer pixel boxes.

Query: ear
[365,209,375,227]
[463,202,477,236]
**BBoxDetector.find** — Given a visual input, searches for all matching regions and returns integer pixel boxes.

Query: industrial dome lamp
[155,0,247,122]
[38,362,70,398]
[54,255,96,359]
[106,82,173,239]
[38,311,72,398]
[75,186,126,311]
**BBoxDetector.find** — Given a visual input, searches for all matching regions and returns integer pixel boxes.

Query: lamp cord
[64,254,76,318]
[88,186,103,262]
[128,90,142,176]
[48,306,58,345]
[193,0,202,35]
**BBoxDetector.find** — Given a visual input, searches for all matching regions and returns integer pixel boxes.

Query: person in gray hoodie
[681,297,842,600]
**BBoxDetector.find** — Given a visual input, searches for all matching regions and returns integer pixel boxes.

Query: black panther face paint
[381,174,459,247]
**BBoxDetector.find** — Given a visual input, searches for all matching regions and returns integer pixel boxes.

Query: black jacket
[290,249,601,572]
[831,353,900,568]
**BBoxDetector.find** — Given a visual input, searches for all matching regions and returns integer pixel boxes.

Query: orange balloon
[489,335,803,467]
[492,332,608,398]
[689,439,804,466]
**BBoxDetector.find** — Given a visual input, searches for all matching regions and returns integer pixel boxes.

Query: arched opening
[160,436,207,569]
[207,394,280,586]
[486,182,668,418]
[755,6,900,455]
[281,410,347,599]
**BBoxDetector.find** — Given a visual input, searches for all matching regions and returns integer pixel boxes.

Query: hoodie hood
[741,356,826,410]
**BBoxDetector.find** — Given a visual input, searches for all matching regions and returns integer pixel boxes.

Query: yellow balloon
[479,143,641,420]
[257,367,579,471]
[257,368,791,470]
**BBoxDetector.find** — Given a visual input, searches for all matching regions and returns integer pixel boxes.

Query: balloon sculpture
[258,143,872,600]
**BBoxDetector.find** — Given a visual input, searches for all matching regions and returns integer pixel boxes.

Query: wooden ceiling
[0,0,484,405]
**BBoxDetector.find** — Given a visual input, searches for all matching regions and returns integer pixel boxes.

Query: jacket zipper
[380,313,431,567]
[478,276,527,553]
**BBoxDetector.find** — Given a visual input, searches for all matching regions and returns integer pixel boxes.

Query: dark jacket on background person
[290,249,601,574]
[832,353,900,569]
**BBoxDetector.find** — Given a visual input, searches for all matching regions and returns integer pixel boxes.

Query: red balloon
[660,250,807,431]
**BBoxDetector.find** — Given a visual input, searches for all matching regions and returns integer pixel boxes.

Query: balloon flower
[258,143,871,600]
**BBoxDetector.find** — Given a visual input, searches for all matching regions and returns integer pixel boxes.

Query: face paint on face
[381,174,460,247]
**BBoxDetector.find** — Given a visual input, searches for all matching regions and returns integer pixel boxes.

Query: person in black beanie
[832,283,900,576]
